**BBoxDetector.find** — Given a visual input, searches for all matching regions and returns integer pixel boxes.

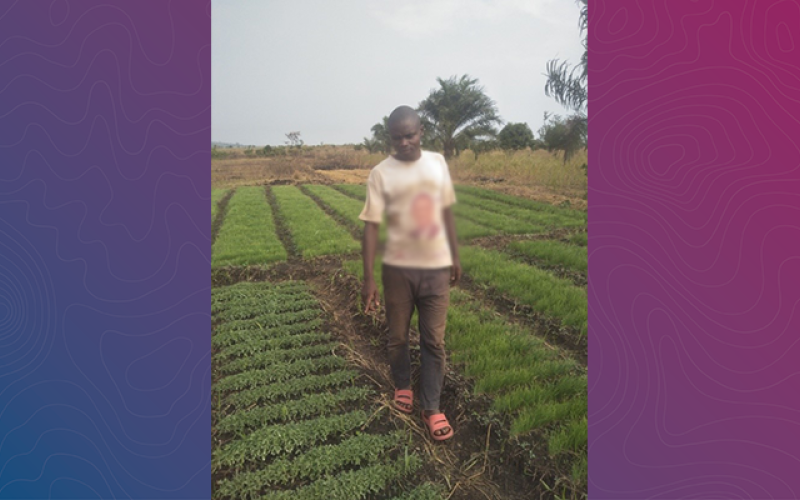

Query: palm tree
[543,0,587,163]
[417,75,502,159]
[544,0,587,114]
[369,116,392,154]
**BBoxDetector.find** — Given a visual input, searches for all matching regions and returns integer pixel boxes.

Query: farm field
[212,281,442,500]
[211,179,588,499]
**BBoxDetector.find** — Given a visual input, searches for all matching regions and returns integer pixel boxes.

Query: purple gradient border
[589,1,800,498]
[0,1,210,498]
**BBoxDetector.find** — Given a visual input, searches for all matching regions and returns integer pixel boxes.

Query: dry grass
[212,146,385,189]
[449,149,587,204]
[319,169,372,184]
[211,145,588,208]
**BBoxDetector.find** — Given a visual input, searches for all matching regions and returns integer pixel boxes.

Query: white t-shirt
[359,150,457,269]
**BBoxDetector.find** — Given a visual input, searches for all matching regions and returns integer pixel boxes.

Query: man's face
[389,119,422,162]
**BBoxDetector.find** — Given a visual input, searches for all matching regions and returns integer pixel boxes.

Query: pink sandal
[393,389,413,414]
[422,412,453,441]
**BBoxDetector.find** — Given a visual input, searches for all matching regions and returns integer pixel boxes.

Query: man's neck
[392,151,423,163]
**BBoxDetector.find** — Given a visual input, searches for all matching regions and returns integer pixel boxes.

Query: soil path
[264,186,300,260]
[211,189,236,247]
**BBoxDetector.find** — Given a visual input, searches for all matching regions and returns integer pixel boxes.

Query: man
[359,105,461,441]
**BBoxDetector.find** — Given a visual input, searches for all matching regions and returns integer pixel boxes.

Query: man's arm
[443,207,461,286]
[361,221,381,313]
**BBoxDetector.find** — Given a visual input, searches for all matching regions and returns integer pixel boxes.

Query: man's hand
[362,278,381,313]
[450,259,462,286]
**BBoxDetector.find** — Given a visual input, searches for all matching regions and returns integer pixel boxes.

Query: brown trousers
[382,264,450,411]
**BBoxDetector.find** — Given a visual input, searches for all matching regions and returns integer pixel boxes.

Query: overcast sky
[212,0,585,146]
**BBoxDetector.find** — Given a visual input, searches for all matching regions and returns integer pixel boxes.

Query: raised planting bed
[507,239,588,274]
[212,186,287,267]
[272,185,360,258]
[460,246,587,336]
[212,280,435,500]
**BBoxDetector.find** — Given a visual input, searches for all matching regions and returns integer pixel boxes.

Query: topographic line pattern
[0,2,210,498]
[589,1,800,498]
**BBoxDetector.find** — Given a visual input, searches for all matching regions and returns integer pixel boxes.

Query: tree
[361,136,383,154]
[544,0,587,114]
[417,75,502,159]
[538,112,587,163]
[469,138,498,160]
[369,117,392,154]
[285,131,303,148]
[498,123,534,151]
[543,0,587,164]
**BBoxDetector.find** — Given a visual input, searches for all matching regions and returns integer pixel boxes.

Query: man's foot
[393,389,413,414]
[422,410,453,441]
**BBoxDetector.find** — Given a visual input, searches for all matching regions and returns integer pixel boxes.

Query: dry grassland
[212,145,587,208]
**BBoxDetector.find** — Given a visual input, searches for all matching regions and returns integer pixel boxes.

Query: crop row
[213,410,370,469]
[212,291,314,316]
[212,184,586,270]
[214,356,346,394]
[311,184,497,242]
[216,386,373,435]
[220,342,339,375]
[447,288,587,484]
[335,183,585,235]
[212,280,309,304]
[332,183,367,200]
[259,456,422,500]
[507,239,588,274]
[215,297,319,322]
[342,259,586,484]
[214,331,333,361]
[460,246,587,335]
[569,232,587,246]
[302,184,388,242]
[272,185,360,257]
[455,189,584,230]
[211,188,228,222]
[346,245,586,337]
[211,187,287,266]
[212,280,435,499]
[452,202,541,234]
[389,484,443,500]
[224,369,359,408]
[213,318,324,347]
[213,308,319,333]
[455,185,587,221]
[213,184,587,269]
[216,431,403,498]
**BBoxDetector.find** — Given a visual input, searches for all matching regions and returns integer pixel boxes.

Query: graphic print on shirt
[385,179,447,264]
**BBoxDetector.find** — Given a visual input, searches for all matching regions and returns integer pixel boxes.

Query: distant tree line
[360,0,587,168]
[361,73,586,164]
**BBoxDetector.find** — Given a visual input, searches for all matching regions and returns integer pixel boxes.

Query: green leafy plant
[216,387,373,435]
[213,356,346,394]
[224,370,358,407]
[212,410,368,469]
[219,343,339,375]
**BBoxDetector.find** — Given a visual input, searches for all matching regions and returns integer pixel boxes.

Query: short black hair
[387,105,421,130]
